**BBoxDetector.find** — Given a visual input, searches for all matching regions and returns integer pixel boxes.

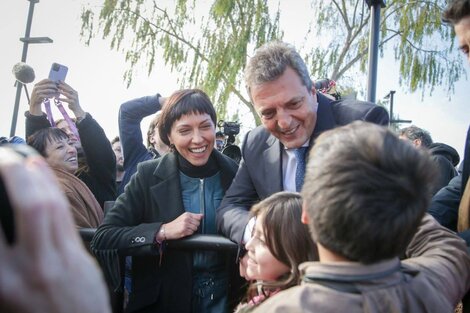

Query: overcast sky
[1,0,468,161]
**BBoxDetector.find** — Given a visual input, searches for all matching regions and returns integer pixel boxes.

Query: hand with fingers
[158,212,203,241]
[29,79,59,116]
[0,147,111,313]
[57,82,86,120]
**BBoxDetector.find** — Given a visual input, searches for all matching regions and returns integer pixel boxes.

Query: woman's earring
[170,143,175,151]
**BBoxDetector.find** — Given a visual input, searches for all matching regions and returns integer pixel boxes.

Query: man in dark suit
[216,41,389,250]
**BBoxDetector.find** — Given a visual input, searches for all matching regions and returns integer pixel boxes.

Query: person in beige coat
[27,127,103,228]
[253,122,470,313]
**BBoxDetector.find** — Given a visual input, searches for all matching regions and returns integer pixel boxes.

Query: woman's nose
[192,130,203,143]
[66,144,76,155]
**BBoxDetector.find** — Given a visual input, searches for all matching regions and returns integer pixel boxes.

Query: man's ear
[301,201,310,225]
[412,138,422,147]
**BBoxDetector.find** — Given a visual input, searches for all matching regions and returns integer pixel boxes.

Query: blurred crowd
[1,1,470,313]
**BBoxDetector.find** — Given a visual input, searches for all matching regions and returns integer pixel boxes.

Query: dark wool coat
[92,150,241,313]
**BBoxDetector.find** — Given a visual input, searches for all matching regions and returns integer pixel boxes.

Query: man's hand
[0,147,110,313]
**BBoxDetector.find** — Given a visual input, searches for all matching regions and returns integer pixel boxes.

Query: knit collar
[177,151,218,178]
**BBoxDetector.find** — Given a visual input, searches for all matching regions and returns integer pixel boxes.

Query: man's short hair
[442,0,470,25]
[244,41,312,96]
[111,136,120,145]
[398,125,433,148]
[302,121,437,264]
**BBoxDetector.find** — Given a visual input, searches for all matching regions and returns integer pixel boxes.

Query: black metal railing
[78,228,239,313]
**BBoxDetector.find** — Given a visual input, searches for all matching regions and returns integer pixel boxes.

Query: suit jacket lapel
[263,134,283,194]
[309,93,337,147]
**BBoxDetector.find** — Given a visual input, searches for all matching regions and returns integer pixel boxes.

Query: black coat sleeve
[428,175,462,231]
[77,113,117,207]
[431,155,458,195]
[24,112,51,138]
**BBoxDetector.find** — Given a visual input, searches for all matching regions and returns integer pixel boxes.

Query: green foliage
[80,0,282,125]
[308,0,463,96]
[80,0,463,125]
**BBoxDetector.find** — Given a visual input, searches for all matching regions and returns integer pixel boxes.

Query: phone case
[48,63,68,82]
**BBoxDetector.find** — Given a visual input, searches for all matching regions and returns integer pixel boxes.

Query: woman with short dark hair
[92,89,241,313]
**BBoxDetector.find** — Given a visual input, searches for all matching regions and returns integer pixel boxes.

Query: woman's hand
[57,82,86,120]
[162,212,203,239]
[29,79,58,116]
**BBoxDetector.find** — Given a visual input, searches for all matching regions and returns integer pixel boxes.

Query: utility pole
[384,90,412,126]
[10,0,52,137]
[388,90,395,120]
[365,0,386,103]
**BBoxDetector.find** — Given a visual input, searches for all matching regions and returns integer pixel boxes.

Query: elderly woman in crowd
[27,127,103,228]
[92,89,241,313]
[26,79,116,209]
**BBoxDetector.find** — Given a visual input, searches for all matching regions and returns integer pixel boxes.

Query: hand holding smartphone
[48,62,68,82]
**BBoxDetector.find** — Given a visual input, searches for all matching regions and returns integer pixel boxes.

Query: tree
[80,0,463,126]
[81,0,283,125]
[306,0,463,96]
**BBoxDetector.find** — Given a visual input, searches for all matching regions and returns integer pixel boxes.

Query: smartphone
[48,62,68,82]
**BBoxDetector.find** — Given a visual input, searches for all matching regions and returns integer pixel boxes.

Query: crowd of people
[1,0,470,312]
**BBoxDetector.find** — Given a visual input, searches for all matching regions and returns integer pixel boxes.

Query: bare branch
[333,31,401,80]
[382,0,445,22]
[332,0,351,31]
[385,28,448,54]
[331,5,370,78]
[351,0,360,27]
[154,5,181,40]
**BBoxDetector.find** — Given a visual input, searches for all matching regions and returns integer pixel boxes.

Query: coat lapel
[150,153,185,219]
[311,93,337,144]
[263,134,283,194]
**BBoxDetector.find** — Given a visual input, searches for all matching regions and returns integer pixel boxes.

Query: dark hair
[111,136,120,145]
[244,41,312,97]
[55,117,77,126]
[27,127,70,158]
[398,125,433,148]
[158,89,217,147]
[302,121,437,264]
[248,192,317,298]
[442,0,470,25]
